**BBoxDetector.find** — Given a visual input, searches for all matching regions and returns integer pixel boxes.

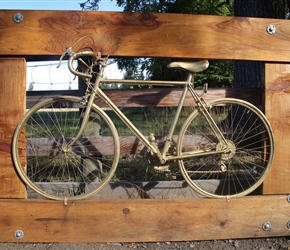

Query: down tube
[96,88,158,154]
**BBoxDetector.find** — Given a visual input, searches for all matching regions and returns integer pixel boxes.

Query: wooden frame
[1,10,290,61]
[0,10,290,242]
[0,195,290,243]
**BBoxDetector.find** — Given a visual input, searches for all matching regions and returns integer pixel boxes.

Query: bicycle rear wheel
[177,98,274,198]
[12,96,120,200]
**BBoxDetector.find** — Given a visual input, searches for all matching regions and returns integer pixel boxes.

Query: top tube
[101,78,188,87]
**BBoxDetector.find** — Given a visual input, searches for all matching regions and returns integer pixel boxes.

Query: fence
[0,10,289,242]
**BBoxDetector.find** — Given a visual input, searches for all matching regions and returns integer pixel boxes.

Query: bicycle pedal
[166,173,177,180]
[153,165,170,173]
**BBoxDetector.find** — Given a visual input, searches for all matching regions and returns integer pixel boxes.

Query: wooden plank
[263,63,290,194]
[25,135,202,156]
[28,181,261,200]
[26,133,258,156]
[1,10,290,61]
[26,88,262,108]
[28,181,202,199]
[0,58,26,198]
[0,196,289,242]
[25,135,150,156]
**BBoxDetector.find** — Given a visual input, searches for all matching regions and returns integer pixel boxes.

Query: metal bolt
[287,221,290,229]
[14,230,24,240]
[13,13,24,23]
[123,208,130,214]
[262,222,272,231]
[267,24,276,35]
[287,194,290,203]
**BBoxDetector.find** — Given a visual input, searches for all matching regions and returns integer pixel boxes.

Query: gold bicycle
[12,39,274,200]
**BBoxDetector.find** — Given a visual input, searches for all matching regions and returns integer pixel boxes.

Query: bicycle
[12,38,274,200]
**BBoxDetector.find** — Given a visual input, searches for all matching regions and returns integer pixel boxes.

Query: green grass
[25,106,189,183]
[105,106,192,136]
[105,107,188,181]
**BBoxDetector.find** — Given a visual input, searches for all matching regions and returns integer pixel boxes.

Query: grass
[105,106,191,136]
[104,106,189,182]
[25,106,188,183]
[24,105,235,183]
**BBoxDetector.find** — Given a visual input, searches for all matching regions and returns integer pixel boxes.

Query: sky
[0,0,123,90]
[0,0,122,11]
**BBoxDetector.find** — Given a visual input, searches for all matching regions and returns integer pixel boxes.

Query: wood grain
[0,196,289,242]
[0,58,26,198]
[0,9,289,244]
[1,10,290,61]
[263,63,290,194]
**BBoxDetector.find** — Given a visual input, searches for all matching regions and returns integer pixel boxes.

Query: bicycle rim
[177,98,274,198]
[12,96,120,200]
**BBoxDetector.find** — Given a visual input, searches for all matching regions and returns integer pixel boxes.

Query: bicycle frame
[68,58,227,164]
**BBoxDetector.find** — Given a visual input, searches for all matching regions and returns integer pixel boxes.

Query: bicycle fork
[64,72,103,151]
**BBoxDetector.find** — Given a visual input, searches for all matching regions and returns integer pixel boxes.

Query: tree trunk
[234,0,287,88]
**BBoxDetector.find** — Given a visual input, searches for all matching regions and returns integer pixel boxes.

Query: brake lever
[57,47,74,68]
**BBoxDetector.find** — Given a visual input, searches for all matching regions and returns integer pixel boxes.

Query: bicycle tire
[12,96,120,200]
[177,98,274,198]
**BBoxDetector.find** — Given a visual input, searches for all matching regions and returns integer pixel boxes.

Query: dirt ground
[0,237,290,250]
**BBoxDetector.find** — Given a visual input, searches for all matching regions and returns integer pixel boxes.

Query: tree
[28,82,34,91]
[80,0,101,10]
[79,0,235,87]
[234,0,289,88]
[116,0,233,15]
[115,0,234,87]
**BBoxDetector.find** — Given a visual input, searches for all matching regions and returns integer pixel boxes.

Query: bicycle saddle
[167,60,209,73]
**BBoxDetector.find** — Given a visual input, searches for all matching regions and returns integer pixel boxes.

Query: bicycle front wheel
[12,96,120,200]
[177,98,274,198]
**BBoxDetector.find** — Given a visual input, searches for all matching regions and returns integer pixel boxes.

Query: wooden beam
[27,181,202,199]
[0,58,26,198]
[28,181,261,200]
[0,196,289,242]
[1,10,290,61]
[26,133,260,157]
[263,63,290,194]
[26,88,262,108]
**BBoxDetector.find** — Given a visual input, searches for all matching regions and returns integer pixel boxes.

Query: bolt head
[13,13,24,23]
[262,222,271,231]
[267,24,276,35]
[14,230,24,240]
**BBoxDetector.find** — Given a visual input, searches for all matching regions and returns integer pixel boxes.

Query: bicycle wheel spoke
[12,96,119,200]
[177,98,274,198]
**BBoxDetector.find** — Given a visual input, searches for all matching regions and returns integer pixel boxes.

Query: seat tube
[162,80,190,157]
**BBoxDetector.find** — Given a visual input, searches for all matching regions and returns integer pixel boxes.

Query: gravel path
[1,237,289,249]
